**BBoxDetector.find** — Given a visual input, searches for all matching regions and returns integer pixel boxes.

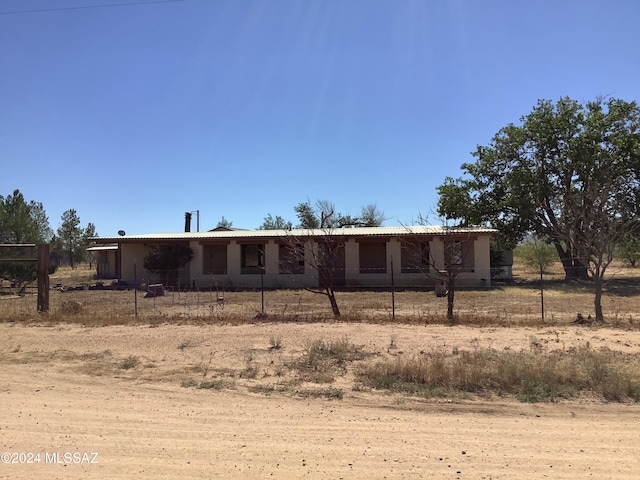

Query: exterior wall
[120,244,153,285]
[344,239,359,285]
[439,236,490,288]
[227,241,241,276]
[189,239,313,290]
[94,250,118,279]
[470,235,492,287]
[387,238,433,288]
[429,236,492,288]
[189,240,202,284]
[116,233,494,290]
[120,243,190,288]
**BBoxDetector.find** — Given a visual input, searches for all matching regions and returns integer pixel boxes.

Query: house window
[445,240,475,271]
[359,241,387,274]
[241,244,264,274]
[279,244,304,274]
[448,241,463,266]
[317,240,346,288]
[401,240,430,273]
[202,244,227,275]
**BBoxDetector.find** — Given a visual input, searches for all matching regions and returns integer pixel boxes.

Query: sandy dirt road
[1,322,640,479]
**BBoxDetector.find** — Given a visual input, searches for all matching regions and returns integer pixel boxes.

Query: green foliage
[56,209,96,268]
[294,201,320,229]
[215,216,233,229]
[0,189,52,244]
[518,374,576,403]
[516,238,558,273]
[293,200,385,229]
[617,232,640,267]
[258,214,292,230]
[143,244,194,288]
[0,261,36,294]
[0,190,54,291]
[437,97,640,282]
[58,209,82,267]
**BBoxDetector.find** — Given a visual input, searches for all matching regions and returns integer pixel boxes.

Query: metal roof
[92,226,497,243]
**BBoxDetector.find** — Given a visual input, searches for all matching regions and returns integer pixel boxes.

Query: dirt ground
[1,321,640,479]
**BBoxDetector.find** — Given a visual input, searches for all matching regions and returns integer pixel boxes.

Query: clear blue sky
[2,0,639,236]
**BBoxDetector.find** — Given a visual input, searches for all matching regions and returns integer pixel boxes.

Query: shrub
[269,336,282,350]
[118,355,140,370]
[181,378,198,388]
[198,379,231,390]
[60,300,83,315]
[296,386,344,400]
[356,346,640,403]
[291,337,368,383]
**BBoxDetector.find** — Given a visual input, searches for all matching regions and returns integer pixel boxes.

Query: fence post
[37,244,49,313]
[134,260,138,318]
[391,255,395,319]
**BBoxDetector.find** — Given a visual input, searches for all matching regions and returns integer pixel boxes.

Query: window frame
[241,244,265,274]
[400,239,430,274]
[202,244,228,275]
[279,243,305,274]
[358,240,387,274]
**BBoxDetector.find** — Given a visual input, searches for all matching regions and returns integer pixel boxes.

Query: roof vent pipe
[184,212,192,232]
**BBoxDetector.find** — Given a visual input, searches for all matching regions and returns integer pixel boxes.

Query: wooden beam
[37,244,49,313]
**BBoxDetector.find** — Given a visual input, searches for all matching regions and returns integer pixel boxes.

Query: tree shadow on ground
[496,275,640,297]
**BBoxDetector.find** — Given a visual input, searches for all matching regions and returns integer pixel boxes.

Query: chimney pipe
[185,212,192,232]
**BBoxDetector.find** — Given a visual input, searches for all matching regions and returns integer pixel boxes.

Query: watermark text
[1,452,98,465]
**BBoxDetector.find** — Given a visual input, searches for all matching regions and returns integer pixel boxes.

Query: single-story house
[91,226,497,290]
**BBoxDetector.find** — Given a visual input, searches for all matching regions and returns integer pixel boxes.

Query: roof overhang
[90,226,498,244]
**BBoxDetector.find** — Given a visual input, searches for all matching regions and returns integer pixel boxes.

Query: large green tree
[438,97,640,321]
[618,231,640,267]
[0,189,53,244]
[56,209,97,268]
[0,190,54,292]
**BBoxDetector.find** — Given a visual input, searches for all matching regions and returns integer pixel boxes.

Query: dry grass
[355,344,640,403]
[3,262,640,404]
[290,337,369,384]
[49,263,99,286]
[2,260,640,327]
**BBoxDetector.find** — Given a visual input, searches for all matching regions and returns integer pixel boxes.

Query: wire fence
[3,279,640,326]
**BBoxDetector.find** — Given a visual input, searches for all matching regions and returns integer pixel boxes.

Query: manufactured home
[91,226,497,290]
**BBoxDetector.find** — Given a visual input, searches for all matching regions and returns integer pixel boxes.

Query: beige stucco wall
[427,236,492,288]
[120,244,154,285]
[188,239,314,289]
[117,233,493,290]
[344,239,358,283]
[471,235,492,286]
